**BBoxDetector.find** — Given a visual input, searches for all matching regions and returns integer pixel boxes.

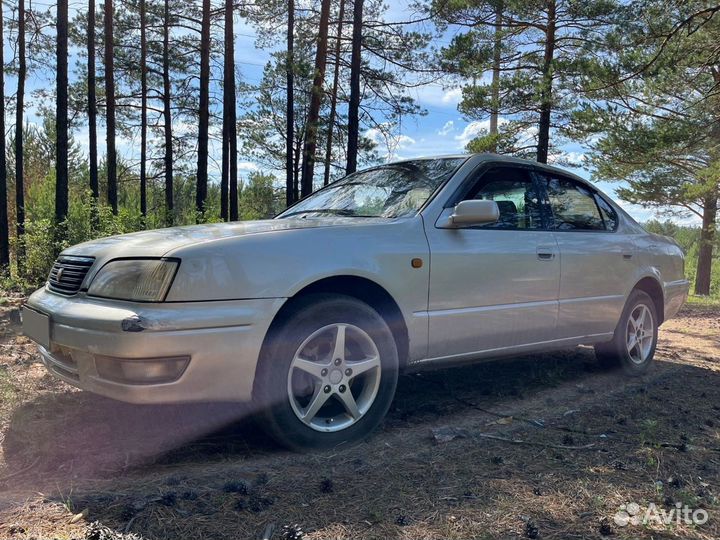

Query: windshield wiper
[282,208,378,219]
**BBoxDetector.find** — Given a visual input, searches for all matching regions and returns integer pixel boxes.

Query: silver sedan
[23,154,689,450]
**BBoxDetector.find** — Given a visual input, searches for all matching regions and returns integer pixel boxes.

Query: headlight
[88,259,179,302]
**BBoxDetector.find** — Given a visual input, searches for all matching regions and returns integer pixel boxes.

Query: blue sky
[2,0,699,225]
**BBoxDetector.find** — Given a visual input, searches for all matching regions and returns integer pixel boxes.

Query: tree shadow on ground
[2,345,600,489]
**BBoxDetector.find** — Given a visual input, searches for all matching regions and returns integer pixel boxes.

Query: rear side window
[540,176,606,231]
[595,194,619,231]
[463,167,543,229]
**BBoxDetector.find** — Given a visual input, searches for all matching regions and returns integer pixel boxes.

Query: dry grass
[0,300,718,539]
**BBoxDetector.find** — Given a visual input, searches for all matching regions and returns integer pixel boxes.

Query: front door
[424,165,560,359]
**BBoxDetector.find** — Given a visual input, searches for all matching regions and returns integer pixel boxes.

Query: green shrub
[644,219,720,299]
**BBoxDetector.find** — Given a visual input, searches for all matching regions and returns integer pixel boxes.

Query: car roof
[470,153,586,180]
[386,152,591,187]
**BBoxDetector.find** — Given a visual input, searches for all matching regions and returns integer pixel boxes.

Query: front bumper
[24,287,285,404]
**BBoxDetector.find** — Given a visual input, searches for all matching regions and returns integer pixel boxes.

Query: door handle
[536,246,555,261]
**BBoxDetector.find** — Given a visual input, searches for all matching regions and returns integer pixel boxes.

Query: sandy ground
[0,299,718,539]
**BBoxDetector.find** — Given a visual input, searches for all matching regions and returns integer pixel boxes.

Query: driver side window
[463,167,543,230]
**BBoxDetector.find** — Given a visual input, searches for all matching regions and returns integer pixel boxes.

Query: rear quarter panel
[634,232,689,320]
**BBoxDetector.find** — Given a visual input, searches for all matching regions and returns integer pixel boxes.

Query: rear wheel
[254,294,399,451]
[594,289,658,375]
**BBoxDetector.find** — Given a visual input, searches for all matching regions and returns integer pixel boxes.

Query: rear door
[425,165,560,359]
[535,172,632,339]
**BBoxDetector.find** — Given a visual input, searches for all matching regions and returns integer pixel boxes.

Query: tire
[254,294,399,451]
[594,289,658,376]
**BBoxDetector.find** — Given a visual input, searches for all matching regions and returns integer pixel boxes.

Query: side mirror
[448,199,500,226]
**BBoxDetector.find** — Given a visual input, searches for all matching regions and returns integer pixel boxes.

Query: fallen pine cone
[281,523,305,540]
[525,520,540,539]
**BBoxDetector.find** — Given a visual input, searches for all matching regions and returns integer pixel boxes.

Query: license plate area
[22,307,51,349]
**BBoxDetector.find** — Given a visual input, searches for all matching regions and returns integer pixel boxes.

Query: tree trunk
[196,0,211,220]
[695,193,717,296]
[299,0,331,197]
[221,0,230,220]
[221,137,229,221]
[222,0,237,221]
[294,134,301,201]
[285,0,295,206]
[536,0,556,164]
[229,128,238,220]
[345,0,363,175]
[15,0,26,272]
[56,0,69,245]
[104,0,118,213]
[0,0,9,271]
[489,1,502,150]
[139,0,147,219]
[88,0,99,224]
[323,0,345,186]
[227,10,238,222]
[162,0,174,226]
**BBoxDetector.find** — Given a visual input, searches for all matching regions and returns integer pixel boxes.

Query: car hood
[62,217,394,260]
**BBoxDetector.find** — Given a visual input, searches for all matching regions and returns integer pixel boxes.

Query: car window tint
[542,176,605,231]
[595,194,618,231]
[464,167,543,230]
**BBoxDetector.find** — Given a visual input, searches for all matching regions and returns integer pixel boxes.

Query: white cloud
[454,120,491,148]
[437,120,455,136]
[238,161,260,172]
[453,119,512,148]
[441,88,463,105]
[516,125,539,148]
[365,126,416,161]
[548,150,585,167]
[413,85,463,108]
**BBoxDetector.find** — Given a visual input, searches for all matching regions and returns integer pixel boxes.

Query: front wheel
[594,289,658,376]
[254,294,399,451]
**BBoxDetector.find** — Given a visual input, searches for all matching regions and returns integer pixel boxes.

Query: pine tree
[488,0,502,149]
[139,0,147,218]
[162,0,174,225]
[104,0,118,213]
[572,1,720,295]
[286,0,295,205]
[243,0,429,188]
[345,0,363,174]
[323,0,345,186]
[221,0,237,221]
[56,0,69,245]
[196,0,211,219]
[88,0,99,221]
[436,0,620,162]
[0,0,8,271]
[299,0,331,197]
[15,0,27,271]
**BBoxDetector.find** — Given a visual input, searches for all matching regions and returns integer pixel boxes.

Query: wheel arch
[257,275,410,379]
[632,276,665,325]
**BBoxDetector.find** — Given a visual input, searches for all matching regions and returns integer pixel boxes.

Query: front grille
[47,255,95,295]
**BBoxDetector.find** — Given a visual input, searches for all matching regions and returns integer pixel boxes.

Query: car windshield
[277,158,466,219]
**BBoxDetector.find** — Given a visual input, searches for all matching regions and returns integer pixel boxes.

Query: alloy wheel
[626,303,654,364]
[287,323,382,432]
